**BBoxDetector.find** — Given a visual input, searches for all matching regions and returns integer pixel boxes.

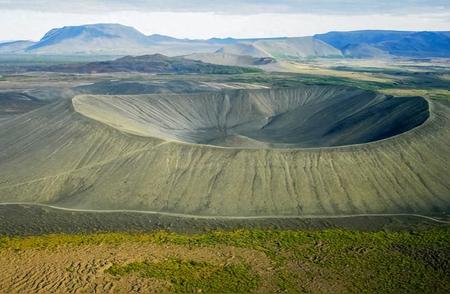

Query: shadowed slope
[36,54,261,74]
[0,88,448,216]
[74,86,429,148]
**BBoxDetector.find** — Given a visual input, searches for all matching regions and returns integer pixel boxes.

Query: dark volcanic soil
[0,204,447,236]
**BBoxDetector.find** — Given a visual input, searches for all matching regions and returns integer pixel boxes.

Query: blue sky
[0,0,449,40]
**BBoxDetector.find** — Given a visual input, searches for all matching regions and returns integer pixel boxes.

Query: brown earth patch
[0,243,275,293]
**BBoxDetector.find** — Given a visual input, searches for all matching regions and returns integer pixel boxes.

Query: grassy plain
[0,228,449,293]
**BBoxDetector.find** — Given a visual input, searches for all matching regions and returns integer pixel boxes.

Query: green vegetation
[1,228,449,293]
[106,258,258,293]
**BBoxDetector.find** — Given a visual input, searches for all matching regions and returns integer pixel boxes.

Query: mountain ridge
[28,53,262,74]
[1,24,449,58]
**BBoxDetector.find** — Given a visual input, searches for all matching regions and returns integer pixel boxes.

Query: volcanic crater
[74,85,429,148]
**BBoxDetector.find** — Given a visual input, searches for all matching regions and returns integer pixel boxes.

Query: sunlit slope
[0,91,448,216]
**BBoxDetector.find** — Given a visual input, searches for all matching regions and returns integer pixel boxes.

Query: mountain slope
[315,30,450,57]
[217,37,342,59]
[252,37,342,59]
[22,24,225,56]
[0,40,35,54]
[342,43,391,58]
[315,30,412,50]
[376,31,450,57]
[216,43,271,58]
[25,23,153,54]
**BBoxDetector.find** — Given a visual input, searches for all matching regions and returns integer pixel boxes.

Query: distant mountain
[21,24,222,56]
[315,30,450,58]
[207,36,287,45]
[36,54,261,74]
[0,40,35,54]
[2,23,341,58]
[216,37,341,59]
[216,43,270,58]
[25,23,155,54]
[0,24,448,59]
[250,37,342,59]
[147,34,179,43]
[207,37,240,45]
[315,31,411,50]
[341,44,391,59]
[376,31,450,57]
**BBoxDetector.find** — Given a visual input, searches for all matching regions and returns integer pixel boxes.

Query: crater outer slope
[0,87,448,217]
[73,86,429,148]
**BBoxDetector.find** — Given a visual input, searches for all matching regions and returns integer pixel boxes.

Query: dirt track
[0,204,448,236]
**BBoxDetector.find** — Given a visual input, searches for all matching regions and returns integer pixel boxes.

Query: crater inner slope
[73,85,429,148]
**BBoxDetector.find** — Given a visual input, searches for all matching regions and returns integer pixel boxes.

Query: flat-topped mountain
[25,24,152,54]
[16,24,224,55]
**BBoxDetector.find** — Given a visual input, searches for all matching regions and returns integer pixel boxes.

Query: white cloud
[0,9,449,41]
[1,0,449,15]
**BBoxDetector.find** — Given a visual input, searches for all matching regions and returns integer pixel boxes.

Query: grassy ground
[1,227,449,293]
[106,258,258,293]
